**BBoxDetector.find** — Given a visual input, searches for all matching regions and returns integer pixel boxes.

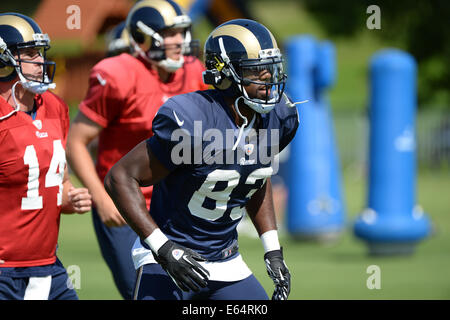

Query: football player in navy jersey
[105,19,301,300]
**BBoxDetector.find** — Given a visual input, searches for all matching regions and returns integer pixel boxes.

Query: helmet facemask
[131,15,199,72]
[3,33,56,93]
[216,42,287,114]
[233,53,286,114]
[12,45,56,86]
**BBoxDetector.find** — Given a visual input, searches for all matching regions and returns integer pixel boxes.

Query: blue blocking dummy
[354,49,431,255]
[285,35,345,241]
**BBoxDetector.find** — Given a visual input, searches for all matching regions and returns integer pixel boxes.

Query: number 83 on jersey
[187,167,273,221]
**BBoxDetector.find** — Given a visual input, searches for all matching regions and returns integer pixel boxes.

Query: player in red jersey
[0,13,92,300]
[66,0,208,299]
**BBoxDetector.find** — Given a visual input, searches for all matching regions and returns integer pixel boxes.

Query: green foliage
[302,0,450,107]
[248,1,385,111]
[0,1,40,16]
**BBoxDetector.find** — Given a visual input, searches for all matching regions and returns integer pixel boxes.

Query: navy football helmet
[106,21,132,57]
[203,19,287,114]
[126,0,198,71]
[0,12,55,86]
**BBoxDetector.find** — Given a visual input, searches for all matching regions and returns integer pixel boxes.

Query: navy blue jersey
[147,89,298,261]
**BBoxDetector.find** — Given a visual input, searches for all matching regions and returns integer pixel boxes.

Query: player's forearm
[245,178,278,236]
[66,138,107,205]
[104,164,157,239]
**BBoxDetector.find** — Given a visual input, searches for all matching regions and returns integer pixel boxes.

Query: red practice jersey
[79,54,209,208]
[0,92,70,267]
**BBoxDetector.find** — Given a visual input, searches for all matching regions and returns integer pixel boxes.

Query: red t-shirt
[0,92,70,267]
[79,54,208,208]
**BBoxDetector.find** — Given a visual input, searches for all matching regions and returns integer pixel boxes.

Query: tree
[0,0,41,17]
[303,0,450,108]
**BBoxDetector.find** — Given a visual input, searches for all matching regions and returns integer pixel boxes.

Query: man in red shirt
[66,0,208,299]
[0,13,91,300]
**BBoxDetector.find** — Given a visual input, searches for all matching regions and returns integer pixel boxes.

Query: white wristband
[260,230,281,253]
[144,228,169,253]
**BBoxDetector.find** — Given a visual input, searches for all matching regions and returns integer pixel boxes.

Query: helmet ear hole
[132,30,145,44]
[202,68,232,90]
[215,77,232,90]
[0,49,15,79]
[0,66,16,81]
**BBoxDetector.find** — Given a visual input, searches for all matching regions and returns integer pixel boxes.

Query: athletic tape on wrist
[144,228,169,253]
[260,229,281,253]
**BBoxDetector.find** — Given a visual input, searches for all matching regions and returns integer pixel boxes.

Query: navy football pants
[0,270,77,300]
[134,263,269,300]
[92,207,137,300]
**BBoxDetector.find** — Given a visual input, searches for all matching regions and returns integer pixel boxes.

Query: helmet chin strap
[131,38,185,73]
[232,96,256,151]
[242,96,275,114]
[0,77,55,121]
[19,78,55,94]
[157,55,184,72]
[15,63,55,94]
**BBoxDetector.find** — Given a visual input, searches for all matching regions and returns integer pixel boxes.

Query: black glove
[155,240,210,292]
[264,248,291,300]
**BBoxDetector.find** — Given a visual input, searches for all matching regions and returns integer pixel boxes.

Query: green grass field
[56,0,449,300]
[57,168,450,300]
